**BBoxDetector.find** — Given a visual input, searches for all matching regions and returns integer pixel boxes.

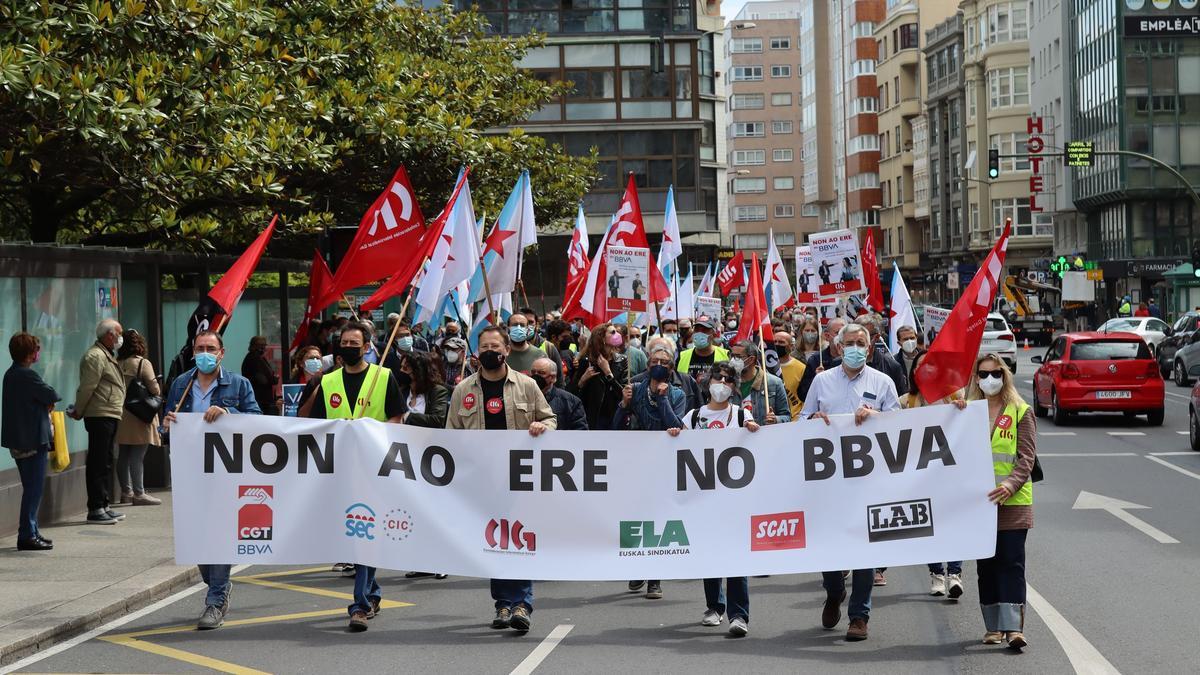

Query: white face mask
[112,334,123,352]
[979,377,1004,397]
[901,339,917,354]
[445,350,461,364]
[728,357,746,374]
[709,382,733,403]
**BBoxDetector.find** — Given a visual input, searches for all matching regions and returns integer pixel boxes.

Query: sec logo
[486,397,504,415]
[996,414,1013,430]
[330,393,342,409]
[463,393,476,410]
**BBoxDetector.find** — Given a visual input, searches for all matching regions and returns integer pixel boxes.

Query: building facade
[832,0,885,231]
[800,0,838,230]
[725,1,816,261]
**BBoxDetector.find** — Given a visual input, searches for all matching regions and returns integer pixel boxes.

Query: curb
[0,563,200,667]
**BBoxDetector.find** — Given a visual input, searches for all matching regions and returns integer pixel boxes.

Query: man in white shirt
[799,322,900,642]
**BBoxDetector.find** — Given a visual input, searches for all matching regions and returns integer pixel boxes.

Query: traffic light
[1192,243,1200,278]
[987,149,1000,179]
[1050,256,1070,279]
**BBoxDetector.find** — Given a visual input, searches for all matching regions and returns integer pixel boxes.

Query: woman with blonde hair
[966,352,1037,651]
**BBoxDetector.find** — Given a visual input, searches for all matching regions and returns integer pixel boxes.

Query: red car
[1031,332,1164,426]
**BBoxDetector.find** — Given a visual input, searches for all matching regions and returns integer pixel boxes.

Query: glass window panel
[595,160,619,189]
[675,130,695,156]
[674,67,693,99]
[1151,58,1176,93]
[621,101,672,118]
[527,105,562,121]
[565,102,616,119]
[674,100,692,117]
[565,131,617,157]
[647,159,673,187]
[624,158,648,187]
[518,47,559,69]
[1180,57,1200,95]
[561,10,615,33]
[675,157,696,187]
[1181,127,1200,167]
[673,42,691,66]
[1154,125,1178,165]
[620,43,652,67]
[564,44,615,67]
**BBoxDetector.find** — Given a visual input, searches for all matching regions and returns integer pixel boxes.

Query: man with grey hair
[70,319,127,524]
[800,320,900,642]
[530,357,586,430]
[727,340,790,425]
[632,337,704,411]
[797,317,846,402]
[854,314,908,396]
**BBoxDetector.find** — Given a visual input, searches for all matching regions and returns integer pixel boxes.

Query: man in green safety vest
[675,317,729,386]
[306,323,404,633]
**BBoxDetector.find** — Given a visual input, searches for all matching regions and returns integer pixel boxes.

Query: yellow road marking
[233,576,413,609]
[104,608,349,640]
[235,566,332,580]
[103,636,271,675]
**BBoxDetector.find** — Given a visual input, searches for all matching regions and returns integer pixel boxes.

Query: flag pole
[477,210,500,326]
[340,294,362,322]
[757,318,771,421]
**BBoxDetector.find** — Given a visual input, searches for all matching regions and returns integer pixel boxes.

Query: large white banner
[172,403,998,580]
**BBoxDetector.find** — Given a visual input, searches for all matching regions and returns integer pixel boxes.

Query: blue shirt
[800,364,900,417]
[190,370,220,411]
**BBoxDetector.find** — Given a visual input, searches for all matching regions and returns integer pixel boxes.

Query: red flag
[734,253,773,344]
[716,251,746,296]
[862,228,884,312]
[321,166,426,307]
[562,207,591,320]
[913,220,1012,404]
[288,250,334,352]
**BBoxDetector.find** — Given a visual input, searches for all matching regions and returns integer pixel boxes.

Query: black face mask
[479,350,506,371]
[558,337,573,352]
[531,374,549,391]
[335,346,363,367]
[395,371,413,388]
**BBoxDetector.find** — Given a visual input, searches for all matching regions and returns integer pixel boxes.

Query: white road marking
[1106,431,1145,436]
[1146,455,1200,482]
[1039,452,1138,457]
[509,624,574,675]
[1164,391,1191,401]
[1072,491,1179,544]
[1027,584,1121,675]
[0,565,252,675]
[1039,431,1077,436]
[1150,451,1194,455]
[1023,379,1034,384]
[1175,431,1189,435]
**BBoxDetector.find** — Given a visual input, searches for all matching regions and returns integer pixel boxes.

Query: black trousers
[84,417,118,511]
[977,528,1028,632]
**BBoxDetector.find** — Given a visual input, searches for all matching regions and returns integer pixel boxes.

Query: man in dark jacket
[634,337,705,410]
[241,336,279,415]
[531,358,587,430]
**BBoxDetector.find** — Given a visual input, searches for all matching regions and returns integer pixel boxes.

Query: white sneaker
[946,574,964,599]
[700,609,723,626]
[929,573,946,596]
[729,617,749,637]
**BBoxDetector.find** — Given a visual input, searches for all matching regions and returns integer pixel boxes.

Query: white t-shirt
[686,405,748,430]
[408,393,426,414]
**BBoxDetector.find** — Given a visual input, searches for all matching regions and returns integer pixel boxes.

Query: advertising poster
[809,229,866,298]
[695,295,721,321]
[282,384,305,418]
[794,246,836,307]
[605,246,651,312]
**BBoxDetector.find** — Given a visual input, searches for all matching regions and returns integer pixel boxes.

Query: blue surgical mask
[842,345,868,369]
[692,333,710,349]
[509,326,527,343]
[303,357,322,374]
[195,352,219,374]
[397,336,414,352]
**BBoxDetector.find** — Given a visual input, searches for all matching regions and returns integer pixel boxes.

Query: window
[736,233,769,247]
[775,204,795,217]
[732,93,764,109]
[848,134,880,153]
[769,37,791,50]
[988,67,1029,109]
[989,133,1031,171]
[993,197,1033,236]
[732,121,765,137]
[966,81,976,119]
[771,120,793,134]
[851,97,879,114]
[773,148,794,162]
[851,60,876,76]
[730,38,762,53]
[986,3,1028,46]
[733,177,767,193]
[775,232,796,246]
[734,206,768,221]
[731,66,763,81]
[847,172,880,191]
[733,149,766,165]
[851,22,876,38]
[774,176,795,190]
[898,23,918,50]
[770,65,792,78]
[770,93,793,106]
[802,204,820,217]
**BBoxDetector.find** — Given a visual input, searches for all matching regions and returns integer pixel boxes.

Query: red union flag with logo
[914,220,1012,404]
[716,250,746,297]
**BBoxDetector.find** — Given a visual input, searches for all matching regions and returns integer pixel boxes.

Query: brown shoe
[845,618,868,641]
[365,598,381,619]
[821,591,846,629]
[873,570,887,586]
[348,611,369,632]
[132,493,162,506]
[983,631,1004,644]
[510,606,531,632]
[1006,632,1027,650]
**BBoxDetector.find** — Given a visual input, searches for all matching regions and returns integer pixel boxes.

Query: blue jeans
[16,448,48,541]
[929,562,963,575]
[490,579,533,612]
[349,565,381,616]
[199,564,232,608]
[703,577,750,622]
[822,569,873,622]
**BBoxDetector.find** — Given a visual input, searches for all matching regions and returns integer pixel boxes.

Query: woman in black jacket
[568,322,627,431]
[2,332,61,551]
[396,350,451,580]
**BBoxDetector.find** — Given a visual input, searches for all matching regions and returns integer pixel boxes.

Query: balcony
[895,96,922,119]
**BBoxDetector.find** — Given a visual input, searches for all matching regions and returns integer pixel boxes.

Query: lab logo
[619,520,690,556]
[330,393,343,409]
[384,508,414,542]
[867,498,934,543]
[345,503,377,541]
[751,511,806,551]
[237,485,273,541]
[485,518,536,554]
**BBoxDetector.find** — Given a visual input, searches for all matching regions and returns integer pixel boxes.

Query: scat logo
[345,503,376,540]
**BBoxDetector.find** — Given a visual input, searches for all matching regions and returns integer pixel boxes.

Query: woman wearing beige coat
[116,330,162,506]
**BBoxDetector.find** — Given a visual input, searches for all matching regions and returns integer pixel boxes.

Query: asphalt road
[10,350,1200,674]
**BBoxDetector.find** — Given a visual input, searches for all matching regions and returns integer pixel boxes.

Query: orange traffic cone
[1023,338,1031,350]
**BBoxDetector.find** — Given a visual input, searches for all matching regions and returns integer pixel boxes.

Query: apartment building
[799,0,837,229]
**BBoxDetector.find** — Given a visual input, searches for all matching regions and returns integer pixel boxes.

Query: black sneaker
[105,509,126,521]
[197,605,225,630]
[645,581,663,599]
[405,571,436,579]
[510,606,531,632]
[492,607,512,629]
[628,580,645,592]
[87,511,117,525]
[17,538,52,551]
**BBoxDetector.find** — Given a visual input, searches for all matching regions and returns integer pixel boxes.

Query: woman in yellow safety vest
[967,352,1037,651]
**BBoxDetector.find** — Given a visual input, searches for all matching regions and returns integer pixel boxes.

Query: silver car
[981,313,1018,373]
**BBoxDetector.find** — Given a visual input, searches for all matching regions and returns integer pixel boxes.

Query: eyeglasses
[976,370,1003,380]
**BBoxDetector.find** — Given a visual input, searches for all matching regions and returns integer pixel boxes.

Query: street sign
[1066,141,1094,167]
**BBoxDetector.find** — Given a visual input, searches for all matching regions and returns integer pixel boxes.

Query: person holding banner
[304,324,405,632]
[800,322,901,641]
[446,325,556,633]
[631,337,704,412]
[968,353,1037,651]
[162,330,262,631]
[667,360,759,636]
[728,341,790,425]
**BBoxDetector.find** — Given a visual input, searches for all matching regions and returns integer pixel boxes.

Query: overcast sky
[722,0,752,23]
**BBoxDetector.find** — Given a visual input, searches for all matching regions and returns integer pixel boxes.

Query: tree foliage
[0,0,595,252]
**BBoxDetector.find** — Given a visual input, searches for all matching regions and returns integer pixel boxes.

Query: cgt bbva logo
[485,518,536,554]
[868,498,934,543]
[619,520,690,556]
[751,511,806,551]
[345,503,377,541]
[237,485,273,555]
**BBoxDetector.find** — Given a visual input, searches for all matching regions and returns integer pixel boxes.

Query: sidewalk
[0,491,198,666]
